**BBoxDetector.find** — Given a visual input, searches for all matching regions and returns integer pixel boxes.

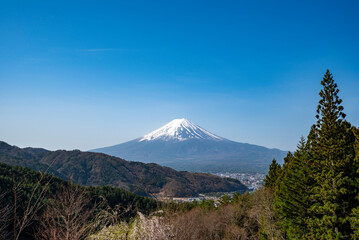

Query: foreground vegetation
[0,70,358,239]
[90,189,279,240]
[0,161,280,240]
[0,162,159,239]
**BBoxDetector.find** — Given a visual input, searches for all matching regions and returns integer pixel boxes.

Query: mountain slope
[92,119,287,173]
[0,141,247,197]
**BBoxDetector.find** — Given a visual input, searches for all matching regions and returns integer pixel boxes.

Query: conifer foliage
[307,70,358,239]
[267,70,359,239]
[274,138,312,239]
[264,159,281,189]
[351,127,359,239]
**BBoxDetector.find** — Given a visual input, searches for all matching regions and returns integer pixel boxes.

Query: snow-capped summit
[139,118,224,142]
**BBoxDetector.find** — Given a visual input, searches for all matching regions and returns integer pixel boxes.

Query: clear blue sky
[1,0,358,151]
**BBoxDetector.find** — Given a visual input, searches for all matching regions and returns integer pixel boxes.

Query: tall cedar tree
[264,159,281,189]
[274,137,313,239]
[306,70,358,239]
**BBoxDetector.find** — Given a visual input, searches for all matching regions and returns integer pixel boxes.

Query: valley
[214,172,266,190]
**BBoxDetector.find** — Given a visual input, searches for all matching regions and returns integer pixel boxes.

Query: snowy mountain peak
[139,118,225,142]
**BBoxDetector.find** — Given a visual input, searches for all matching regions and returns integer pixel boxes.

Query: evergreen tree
[264,159,281,189]
[274,137,312,239]
[350,126,359,239]
[306,70,358,239]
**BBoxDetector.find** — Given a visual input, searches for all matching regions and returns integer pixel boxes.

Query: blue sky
[1,0,359,151]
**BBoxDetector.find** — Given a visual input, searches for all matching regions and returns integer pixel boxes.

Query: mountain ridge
[0,140,247,197]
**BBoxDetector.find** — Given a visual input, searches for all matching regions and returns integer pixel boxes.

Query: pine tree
[264,159,281,189]
[306,70,358,239]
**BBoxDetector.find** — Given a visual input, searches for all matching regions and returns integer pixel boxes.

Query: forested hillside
[0,143,247,197]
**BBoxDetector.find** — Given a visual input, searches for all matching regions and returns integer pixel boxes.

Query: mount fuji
[91,119,287,173]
